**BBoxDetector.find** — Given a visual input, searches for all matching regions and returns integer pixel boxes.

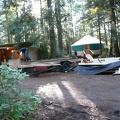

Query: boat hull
[75,61,120,75]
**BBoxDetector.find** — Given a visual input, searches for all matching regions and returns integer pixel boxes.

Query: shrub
[0,65,41,120]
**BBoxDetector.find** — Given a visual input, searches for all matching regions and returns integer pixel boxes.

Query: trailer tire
[62,61,71,72]
[52,65,62,72]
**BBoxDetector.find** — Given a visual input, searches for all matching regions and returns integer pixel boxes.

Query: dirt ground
[19,71,120,120]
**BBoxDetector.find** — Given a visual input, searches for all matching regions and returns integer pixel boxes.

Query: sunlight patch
[36,82,64,101]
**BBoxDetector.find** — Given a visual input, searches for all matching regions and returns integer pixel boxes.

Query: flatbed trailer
[8,58,80,77]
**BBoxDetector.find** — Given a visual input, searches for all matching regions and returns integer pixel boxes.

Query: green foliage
[37,41,49,59]
[55,50,68,58]
[9,12,38,42]
[0,65,41,120]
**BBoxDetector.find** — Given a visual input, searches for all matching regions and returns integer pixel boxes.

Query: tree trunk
[39,0,44,34]
[4,0,11,43]
[103,15,108,46]
[47,0,56,58]
[55,0,63,52]
[110,0,119,56]
[97,13,102,54]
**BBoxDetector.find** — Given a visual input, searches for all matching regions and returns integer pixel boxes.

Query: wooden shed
[0,42,39,65]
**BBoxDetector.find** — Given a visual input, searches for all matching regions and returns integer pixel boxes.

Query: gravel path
[19,71,120,120]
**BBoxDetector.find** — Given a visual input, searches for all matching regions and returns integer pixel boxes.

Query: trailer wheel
[32,71,40,77]
[62,62,71,72]
[52,65,62,72]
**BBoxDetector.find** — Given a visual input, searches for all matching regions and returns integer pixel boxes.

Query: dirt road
[19,71,120,120]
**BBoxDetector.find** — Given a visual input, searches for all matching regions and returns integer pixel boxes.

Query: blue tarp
[75,61,120,75]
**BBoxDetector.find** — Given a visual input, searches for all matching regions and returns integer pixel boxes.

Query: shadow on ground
[19,72,120,120]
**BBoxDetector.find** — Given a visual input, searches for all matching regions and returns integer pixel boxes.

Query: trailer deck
[8,58,79,76]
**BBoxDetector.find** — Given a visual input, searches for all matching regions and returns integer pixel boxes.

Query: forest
[1,1,120,119]
[0,0,120,59]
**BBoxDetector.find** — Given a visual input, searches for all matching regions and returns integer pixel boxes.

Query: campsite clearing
[19,71,120,120]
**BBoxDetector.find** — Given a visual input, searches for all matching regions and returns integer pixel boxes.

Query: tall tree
[84,0,120,56]
[3,0,11,43]
[109,0,119,56]
[55,0,63,52]
[46,0,56,58]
